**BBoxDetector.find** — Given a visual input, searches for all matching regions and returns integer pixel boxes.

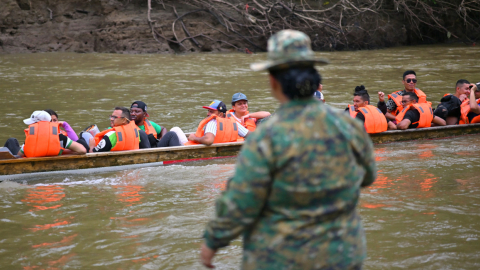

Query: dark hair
[353,85,370,103]
[44,109,58,118]
[403,70,416,79]
[114,106,131,119]
[456,79,470,88]
[269,67,321,100]
[403,92,419,102]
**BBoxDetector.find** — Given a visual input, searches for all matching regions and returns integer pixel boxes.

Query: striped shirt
[204,119,249,137]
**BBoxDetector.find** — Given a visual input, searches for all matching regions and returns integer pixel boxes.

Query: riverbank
[1,0,479,54]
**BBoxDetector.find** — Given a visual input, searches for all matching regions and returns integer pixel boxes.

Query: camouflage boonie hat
[250,29,329,71]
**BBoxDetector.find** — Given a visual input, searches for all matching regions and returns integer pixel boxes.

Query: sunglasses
[405,79,417,83]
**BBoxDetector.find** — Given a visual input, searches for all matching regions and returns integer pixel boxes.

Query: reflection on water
[0,137,479,268]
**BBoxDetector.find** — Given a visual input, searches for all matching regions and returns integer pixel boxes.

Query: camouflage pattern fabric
[203,98,376,270]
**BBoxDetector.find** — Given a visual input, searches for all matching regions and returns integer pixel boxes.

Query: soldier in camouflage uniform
[200,30,376,269]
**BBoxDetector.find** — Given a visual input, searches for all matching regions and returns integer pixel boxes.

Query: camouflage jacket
[203,98,376,269]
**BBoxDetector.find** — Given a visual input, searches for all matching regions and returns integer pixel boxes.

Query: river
[0,45,480,269]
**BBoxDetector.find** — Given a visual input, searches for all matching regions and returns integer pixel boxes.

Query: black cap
[202,100,227,114]
[131,101,148,116]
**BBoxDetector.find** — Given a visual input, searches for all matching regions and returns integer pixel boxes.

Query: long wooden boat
[1,123,480,180]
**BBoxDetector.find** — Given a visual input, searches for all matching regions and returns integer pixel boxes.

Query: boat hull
[2,124,480,177]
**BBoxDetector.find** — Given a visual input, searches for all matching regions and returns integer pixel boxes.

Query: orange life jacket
[459,98,480,125]
[356,105,388,133]
[94,121,140,151]
[395,103,434,128]
[184,115,244,145]
[226,109,256,132]
[347,105,357,118]
[143,119,158,138]
[23,122,63,157]
[388,89,428,116]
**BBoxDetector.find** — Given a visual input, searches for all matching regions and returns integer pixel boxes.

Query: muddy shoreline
[1,0,478,54]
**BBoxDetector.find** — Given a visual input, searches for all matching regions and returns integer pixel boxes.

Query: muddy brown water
[1,45,480,269]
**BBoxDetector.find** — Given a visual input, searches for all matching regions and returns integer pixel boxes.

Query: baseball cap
[313,90,324,101]
[24,111,52,125]
[232,93,248,103]
[202,100,227,114]
[250,29,329,71]
[131,101,149,117]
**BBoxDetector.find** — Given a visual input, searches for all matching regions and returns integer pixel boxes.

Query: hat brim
[23,118,36,125]
[250,58,329,71]
[202,106,217,111]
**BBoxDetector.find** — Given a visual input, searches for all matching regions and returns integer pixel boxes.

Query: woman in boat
[226,93,271,132]
[44,109,79,141]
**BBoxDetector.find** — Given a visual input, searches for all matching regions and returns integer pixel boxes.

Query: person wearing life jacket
[12,110,86,158]
[226,93,271,132]
[460,83,480,124]
[396,92,446,130]
[86,107,144,152]
[130,101,167,147]
[187,100,249,146]
[345,85,395,133]
[433,79,472,125]
[385,70,429,121]
[44,109,79,141]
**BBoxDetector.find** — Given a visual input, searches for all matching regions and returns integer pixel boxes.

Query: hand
[240,114,250,124]
[378,92,385,103]
[200,243,217,269]
[470,83,478,92]
[58,121,65,127]
[188,133,198,142]
[88,138,95,153]
[459,94,467,102]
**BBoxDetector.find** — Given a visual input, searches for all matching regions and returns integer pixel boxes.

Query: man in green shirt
[200,30,376,269]
[130,101,166,147]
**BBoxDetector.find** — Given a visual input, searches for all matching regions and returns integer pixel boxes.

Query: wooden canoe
[1,123,480,180]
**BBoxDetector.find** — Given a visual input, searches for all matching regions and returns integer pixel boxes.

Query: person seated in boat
[459,82,480,124]
[226,93,271,132]
[346,85,396,133]
[83,107,147,152]
[6,110,87,158]
[434,79,479,125]
[396,92,446,130]
[130,101,167,146]
[186,100,249,146]
[385,70,430,121]
[44,109,79,141]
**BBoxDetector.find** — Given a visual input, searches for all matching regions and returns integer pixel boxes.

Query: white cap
[23,111,52,125]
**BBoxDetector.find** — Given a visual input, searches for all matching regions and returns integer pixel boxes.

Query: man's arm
[67,141,87,154]
[469,85,480,114]
[203,130,272,253]
[432,116,446,126]
[188,133,215,146]
[158,126,167,139]
[387,121,397,130]
[385,112,396,120]
[397,119,411,130]
[247,111,271,120]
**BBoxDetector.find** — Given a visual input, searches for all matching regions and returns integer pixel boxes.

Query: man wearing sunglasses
[385,70,429,121]
[86,107,143,152]
[396,92,446,130]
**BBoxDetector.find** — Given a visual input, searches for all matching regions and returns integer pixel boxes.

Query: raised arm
[469,85,480,114]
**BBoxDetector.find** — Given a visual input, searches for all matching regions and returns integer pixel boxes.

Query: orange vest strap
[187,115,242,145]
[227,109,256,132]
[143,119,158,137]
[459,99,471,125]
[347,105,357,118]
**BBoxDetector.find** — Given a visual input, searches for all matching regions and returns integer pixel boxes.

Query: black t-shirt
[403,109,420,128]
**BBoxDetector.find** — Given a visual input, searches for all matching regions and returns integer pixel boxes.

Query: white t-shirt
[204,119,249,137]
